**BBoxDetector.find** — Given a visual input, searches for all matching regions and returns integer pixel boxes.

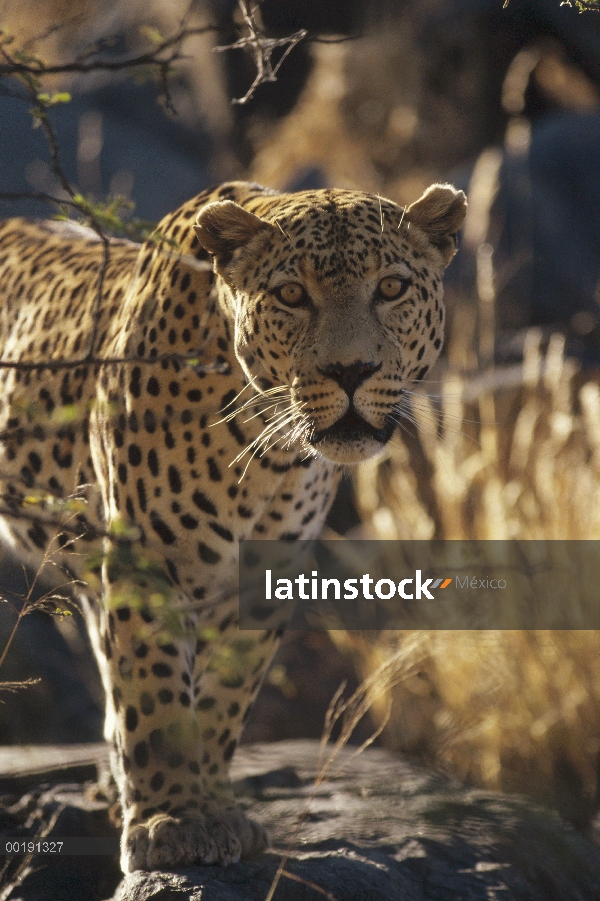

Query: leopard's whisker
[215,382,291,423]
[255,403,310,450]
[230,408,303,467]
[390,405,480,452]
[235,411,302,480]
[237,400,293,425]
[217,380,258,414]
[264,409,312,454]
[394,399,482,439]
[259,413,313,459]
[214,389,291,424]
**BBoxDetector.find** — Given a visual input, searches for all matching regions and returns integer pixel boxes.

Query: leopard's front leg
[100,594,277,872]
[192,615,280,831]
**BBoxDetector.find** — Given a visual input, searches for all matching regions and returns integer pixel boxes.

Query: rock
[2,741,600,900]
[0,777,121,901]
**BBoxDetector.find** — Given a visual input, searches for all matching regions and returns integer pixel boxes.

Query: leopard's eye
[377,276,411,301]
[272,282,307,307]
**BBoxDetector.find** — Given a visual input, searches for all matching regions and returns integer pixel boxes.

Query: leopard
[0,180,466,873]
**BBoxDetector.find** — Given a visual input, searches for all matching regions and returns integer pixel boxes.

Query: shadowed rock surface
[1,741,600,900]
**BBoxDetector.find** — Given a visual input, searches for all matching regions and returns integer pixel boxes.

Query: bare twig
[307,34,363,44]
[21,14,86,52]
[0,25,221,77]
[0,351,227,372]
[0,190,78,208]
[1,57,114,364]
[214,0,306,105]
[0,677,41,694]
[0,527,81,673]
[280,870,339,901]
[0,502,136,547]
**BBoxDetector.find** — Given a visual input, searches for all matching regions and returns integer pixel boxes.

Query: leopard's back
[0,220,143,569]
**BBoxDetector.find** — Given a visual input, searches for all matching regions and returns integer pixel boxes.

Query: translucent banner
[238,540,600,630]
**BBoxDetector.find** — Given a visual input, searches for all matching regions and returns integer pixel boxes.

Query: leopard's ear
[194,201,273,268]
[404,184,467,266]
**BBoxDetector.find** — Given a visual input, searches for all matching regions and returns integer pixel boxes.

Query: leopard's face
[195,185,466,465]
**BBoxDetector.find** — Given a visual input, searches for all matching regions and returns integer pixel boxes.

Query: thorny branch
[0,24,221,77]
[214,0,307,105]
[551,0,599,7]
[0,191,82,209]
[0,509,84,675]
[0,351,229,373]
[0,503,123,546]
[1,44,113,363]
[0,11,353,80]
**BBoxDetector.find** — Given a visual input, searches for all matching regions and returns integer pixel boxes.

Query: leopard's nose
[317,360,381,399]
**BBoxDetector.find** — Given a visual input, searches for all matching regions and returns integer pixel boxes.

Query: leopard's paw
[122,806,269,872]
[124,813,223,871]
[202,800,271,858]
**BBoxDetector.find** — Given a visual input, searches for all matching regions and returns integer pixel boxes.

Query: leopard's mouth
[311,410,395,448]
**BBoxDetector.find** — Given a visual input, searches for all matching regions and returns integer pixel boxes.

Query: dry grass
[358,331,600,541]
[334,331,600,827]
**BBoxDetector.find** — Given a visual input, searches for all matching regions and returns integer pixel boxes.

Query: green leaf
[140,25,164,45]
[36,92,72,106]
[51,404,83,425]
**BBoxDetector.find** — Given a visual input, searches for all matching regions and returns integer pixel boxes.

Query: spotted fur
[0,181,466,872]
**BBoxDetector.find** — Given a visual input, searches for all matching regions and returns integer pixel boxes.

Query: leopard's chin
[310,410,395,464]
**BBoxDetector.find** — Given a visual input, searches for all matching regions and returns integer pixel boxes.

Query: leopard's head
[195,184,466,465]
